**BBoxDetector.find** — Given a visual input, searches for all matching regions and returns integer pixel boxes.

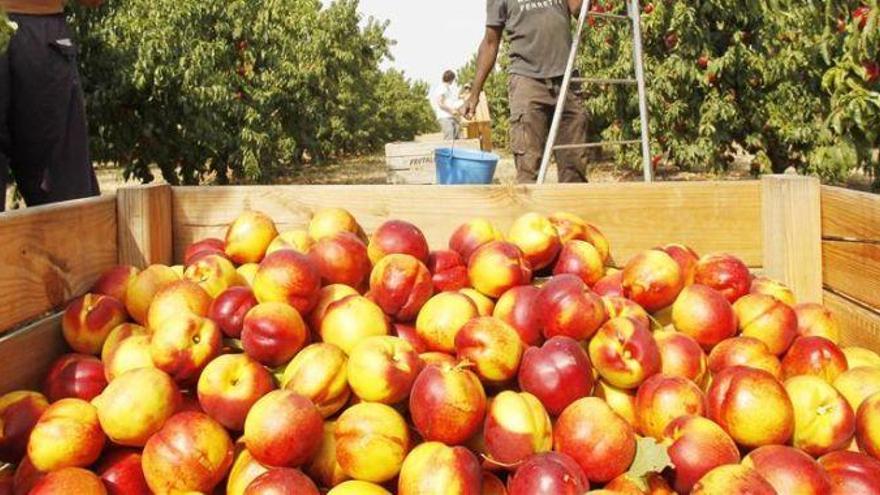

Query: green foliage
[462,0,880,186]
[0,9,14,53]
[70,0,435,185]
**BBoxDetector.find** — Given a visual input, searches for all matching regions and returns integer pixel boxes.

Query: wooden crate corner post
[117,185,173,268]
[761,174,823,303]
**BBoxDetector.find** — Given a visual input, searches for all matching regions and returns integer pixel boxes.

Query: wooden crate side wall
[0,196,118,333]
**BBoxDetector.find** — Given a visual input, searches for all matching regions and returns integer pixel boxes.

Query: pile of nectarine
[1,207,879,495]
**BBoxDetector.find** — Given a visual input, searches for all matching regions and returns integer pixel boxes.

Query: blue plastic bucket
[435,148,499,185]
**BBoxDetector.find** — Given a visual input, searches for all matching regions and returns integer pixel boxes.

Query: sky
[335,0,487,84]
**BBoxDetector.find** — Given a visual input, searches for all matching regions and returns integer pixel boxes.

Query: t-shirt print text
[517,0,565,11]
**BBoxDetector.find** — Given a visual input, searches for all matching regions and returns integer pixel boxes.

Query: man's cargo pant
[508,74,589,184]
[0,13,99,212]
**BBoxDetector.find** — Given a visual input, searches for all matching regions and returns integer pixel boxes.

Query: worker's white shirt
[430,82,462,120]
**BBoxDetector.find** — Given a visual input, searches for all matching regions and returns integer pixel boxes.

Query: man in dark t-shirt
[464,0,588,183]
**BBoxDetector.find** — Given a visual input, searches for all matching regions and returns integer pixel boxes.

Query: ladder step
[553,140,641,151]
[572,77,637,85]
[588,12,630,21]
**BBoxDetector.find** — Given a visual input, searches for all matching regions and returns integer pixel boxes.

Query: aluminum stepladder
[537,0,653,184]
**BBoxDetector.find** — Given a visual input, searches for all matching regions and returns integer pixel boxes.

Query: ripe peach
[0,391,48,464]
[549,212,610,260]
[209,286,258,338]
[589,317,661,390]
[856,392,880,459]
[707,336,782,378]
[449,218,505,262]
[393,323,429,353]
[518,336,593,416]
[554,397,636,484]
[427,250,469,292]
[554,240,605,287]
[733,293,798,355]
[242,302,309,366]
[43,354,106,402]
[304,421,350,488]
[622,250,684,312]
[750,276,796,306]
[604,473,674,494]
[782,336,848,382]
[237,263,260,287]
[707,366,794,448]
[244,390,323,467]
[593,270,623,297]
[507,451,589,495]
[197,354,275,431]
[184,253,241,298]
[483,391,552,466]
[348,336,423,404]
[320,295,390,355]
[27,398,105,472]
[184,238,227,266]
[635,374,706,440]
[493,285,542,347]
[62,293,128,355]
[454,316,523,384]
[92,367,181,447]
[142,412,233,494]
[538,275,607,341]
[310,232,371,288]
[833,366,880,411]
[594,379,637,427]
[844,346,880,369]
[662,415,740,494]
[795,303,842,344]
[398,442,481,495]
[654,331,708,384]
[410,363,487,445]
[244,468,319,495]
[508,213,562,271]
[225,210,279,264]
[368,220,430,264]
[786,375,856,456]
[328,480,391,495]
[227,444,270,495]
[335,402,410,483]
[28,467,106,495]
[369,254,433,322]
[13,456,43,495]
[150,313,222,383]
[146,279,212,330]
[657,244,700,286]
[602,296,650,330]
[420,351,458,367]
[818,450,880,494]
[266,229,314,255]
[91,265,139,303]
[309,208,362,242]
[309,284,359,330]
[100,323,147,363]
[460,288,495,316]
[467,241,532,298]
[691,465,776,495]
[103,333,153,382]
[693,253,752,304]
[281,343,350,417]
[96,448,150,495]
[671,284,737,349]
[481,472,507,495]
[124,265,180,325]
[742,445,833,495]
[252,250,321,314]
[415,292,479,353]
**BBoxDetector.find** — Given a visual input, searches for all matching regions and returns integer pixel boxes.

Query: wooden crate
[1,176,878,394]
[385,139,481,185]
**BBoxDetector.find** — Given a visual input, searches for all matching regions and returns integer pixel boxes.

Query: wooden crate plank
[821,185,880,242]
[0,197,117,333]
[0,314,67,393]
[823,240,880,310]
[170,182,763,267]
[762,175,823,303]
[117,185,173,267]
[824,290,880,351]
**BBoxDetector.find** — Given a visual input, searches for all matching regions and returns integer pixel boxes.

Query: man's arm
[464,26,502,120]
[568,0,583,16]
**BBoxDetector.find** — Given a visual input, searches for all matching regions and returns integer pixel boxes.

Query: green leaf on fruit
[626,436,673,491]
